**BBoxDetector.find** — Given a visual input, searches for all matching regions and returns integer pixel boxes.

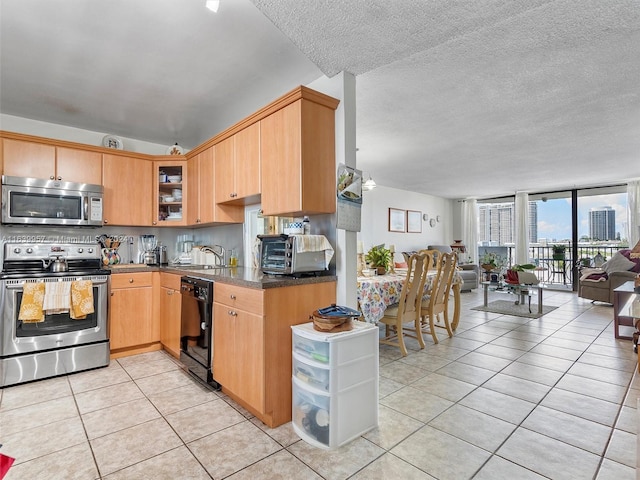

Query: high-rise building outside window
[589,206,616,241]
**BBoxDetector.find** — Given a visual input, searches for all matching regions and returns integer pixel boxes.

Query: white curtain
[462,199,478,263]
[628,180,640,247]
[514,192,529,265]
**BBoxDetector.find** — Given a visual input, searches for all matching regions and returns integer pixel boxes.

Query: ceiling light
[206,0,220,12]
[362,174,377,191]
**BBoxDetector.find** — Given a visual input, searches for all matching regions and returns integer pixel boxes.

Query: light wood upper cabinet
[260,98,337,216]
[214,136,235,204]
[2,138,102,184]
[2,138,55,179]
[188,145,242,226]
[187,147,215,225]
[215,122,261,205]
[154,160,187,227]
[55,147,102,184]
[102,154,153,226]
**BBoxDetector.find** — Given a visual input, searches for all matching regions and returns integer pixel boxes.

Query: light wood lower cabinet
[213,281,336,427]
[160,273,182,358]
[109,272,160,357]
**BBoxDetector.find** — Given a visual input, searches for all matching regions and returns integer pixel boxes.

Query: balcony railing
[477,244,626,287]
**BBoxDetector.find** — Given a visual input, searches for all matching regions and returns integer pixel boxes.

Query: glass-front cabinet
[154,160,187,226]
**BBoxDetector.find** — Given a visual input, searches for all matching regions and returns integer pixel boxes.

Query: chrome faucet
[212,245,226,266]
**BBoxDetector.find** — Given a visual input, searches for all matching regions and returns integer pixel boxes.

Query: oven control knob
[77,248,84,253]
[13,247,21,254]
[286,261,292,267]
[87,248,93,253]
[26,247,33,254]
[286,252,292,258]
[201,322,206,330]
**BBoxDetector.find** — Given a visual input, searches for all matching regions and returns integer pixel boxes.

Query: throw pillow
[620,249,640,272]
[602,251,635,275]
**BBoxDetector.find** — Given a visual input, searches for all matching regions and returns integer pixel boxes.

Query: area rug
[471,300,557,319]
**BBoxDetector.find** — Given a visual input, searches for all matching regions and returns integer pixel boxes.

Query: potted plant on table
[365,244,391,275]
[506,263,538,284]
[479,251,504,273]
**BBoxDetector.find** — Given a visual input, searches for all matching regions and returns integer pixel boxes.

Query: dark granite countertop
[107,265,336,289]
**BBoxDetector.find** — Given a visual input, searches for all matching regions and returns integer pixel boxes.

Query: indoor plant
[479,250,504,272]
[365,244,392,275]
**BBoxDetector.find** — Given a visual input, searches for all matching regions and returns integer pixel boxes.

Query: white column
[308,72,358,308]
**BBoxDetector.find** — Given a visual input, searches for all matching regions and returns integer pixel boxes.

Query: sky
[535,193,628,242]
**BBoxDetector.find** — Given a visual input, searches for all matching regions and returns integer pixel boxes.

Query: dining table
[357,269,462,330]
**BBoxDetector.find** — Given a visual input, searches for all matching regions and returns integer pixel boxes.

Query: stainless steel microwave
[258,234,328,276]
[1,175,103,227]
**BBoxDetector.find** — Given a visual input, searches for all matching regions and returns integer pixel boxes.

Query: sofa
[578,249,640,304]
[427,245,479,291]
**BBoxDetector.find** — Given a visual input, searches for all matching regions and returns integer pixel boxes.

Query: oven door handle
[4,278,109,290]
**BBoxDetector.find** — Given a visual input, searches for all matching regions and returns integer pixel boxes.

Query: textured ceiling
[1,0,639,199]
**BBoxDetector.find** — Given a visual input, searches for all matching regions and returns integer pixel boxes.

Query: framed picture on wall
[389,208,406,232]
[407,210,422,233]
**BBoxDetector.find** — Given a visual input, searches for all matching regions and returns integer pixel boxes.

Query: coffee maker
[140,235,158,265]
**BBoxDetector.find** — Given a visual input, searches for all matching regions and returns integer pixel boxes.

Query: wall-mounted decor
[388,208,406,232]
[429,218,437,228]
[336,164,362,232]
[407,210,422,233]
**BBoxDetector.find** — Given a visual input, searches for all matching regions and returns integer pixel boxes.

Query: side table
[613,281,640,340]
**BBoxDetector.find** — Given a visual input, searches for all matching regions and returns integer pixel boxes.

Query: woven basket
[311,314,353,332]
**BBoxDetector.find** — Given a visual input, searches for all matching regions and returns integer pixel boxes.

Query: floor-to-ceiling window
[477,185,627,291]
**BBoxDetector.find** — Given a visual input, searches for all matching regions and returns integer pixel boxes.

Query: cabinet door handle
[152,221,157,225]
[228,310,237,316]
[129,278,134,283]
[57,176,62,181]
[110,292,114,296]
[230,294,236,300]
[104,219,108,224]
[50,175,55,180]
[167,290,173,295]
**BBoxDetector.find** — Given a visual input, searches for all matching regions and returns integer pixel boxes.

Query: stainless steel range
[0,241,111,387]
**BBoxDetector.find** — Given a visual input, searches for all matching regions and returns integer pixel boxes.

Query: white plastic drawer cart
[291,321,379,449]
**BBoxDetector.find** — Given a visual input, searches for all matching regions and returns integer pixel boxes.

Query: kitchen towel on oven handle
[43,281,71,314]
[18,282,45,323]
[291,235,334,267]
[71,280,94,319]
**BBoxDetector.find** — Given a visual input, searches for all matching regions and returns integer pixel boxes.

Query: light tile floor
[0,288,637,479]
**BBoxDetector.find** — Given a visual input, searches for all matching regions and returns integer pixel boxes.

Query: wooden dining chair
[418,248,440,271]
[379,251,431,356]
[420,251,457,344]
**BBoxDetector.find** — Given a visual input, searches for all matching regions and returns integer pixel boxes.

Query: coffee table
[482,281,544,315]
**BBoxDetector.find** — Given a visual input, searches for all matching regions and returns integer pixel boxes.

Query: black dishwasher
[180,276,219,389]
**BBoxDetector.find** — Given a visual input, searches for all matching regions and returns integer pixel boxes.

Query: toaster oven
[258,234,328,275]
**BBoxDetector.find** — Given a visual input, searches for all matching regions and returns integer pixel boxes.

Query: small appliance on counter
[258,234,334,276]
[140,235,158,265]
